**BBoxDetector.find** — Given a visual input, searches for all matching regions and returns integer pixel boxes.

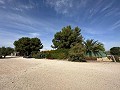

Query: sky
[0,0,120,51]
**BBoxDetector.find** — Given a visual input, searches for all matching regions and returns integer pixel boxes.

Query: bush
[32,49,69,60]
[107,55,120,62]
[33,52,46,59]
[68,43,86,62]
[68,55,86,62]
[114,55,120,62]
[23,55,32,58]
[45,51,53,59]
[45,49,69,59]
[85,57,97,60]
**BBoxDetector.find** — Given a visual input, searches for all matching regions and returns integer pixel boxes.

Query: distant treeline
[0,25,119,62]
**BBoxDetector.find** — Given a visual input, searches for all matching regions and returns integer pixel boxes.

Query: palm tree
[84,39,105,57]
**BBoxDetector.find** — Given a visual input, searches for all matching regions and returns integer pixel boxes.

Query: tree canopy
[51,25,106,60]
[14,37,43,56]
[51,26,83,49]
[0,47,14,58]
[84,39,105,57]
[110,47,120,56]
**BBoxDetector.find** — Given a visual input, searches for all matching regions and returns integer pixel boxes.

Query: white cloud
[46,0,73,14]
[11,7,23,12]
[46,0,87,15]
[0,6,6,9]
[110,20,120,30]
[82,27,107,35]
[0,11,58,49]
[104,10,113,16]
[20,5,34,10]
[113,20,120,26]
[0,0,5,4]
[101,2,113,12]
[29,33,40,38]
[10,4,35,12]
[0,0,35,12]
[111,24,120,31]
[0,0,14,4]
[0,12,56,32]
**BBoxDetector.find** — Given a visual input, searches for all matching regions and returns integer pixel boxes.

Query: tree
[84,39,105,57]
[0,47,7,58]
[110,47,120,56]
[14,37,43,56]
[51,26,83,49]
[68,43,86,62]
[30,38,43,52]
[0,47,14,58]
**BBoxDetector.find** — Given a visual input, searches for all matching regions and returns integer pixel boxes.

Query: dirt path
[0,57,120,90]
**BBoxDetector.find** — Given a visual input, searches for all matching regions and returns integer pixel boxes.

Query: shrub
[85,57,97,60]
[68,55,86,62]
[33,49,69,60]
[107,55,120,62]
[45,49,69,59]
[33,52,46,59]
[114,55,120,62]
[32,49,69,59]
[68,43,86,62]
[45,51,53,59]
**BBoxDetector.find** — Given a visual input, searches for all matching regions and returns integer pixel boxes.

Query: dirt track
[0,57,120,90]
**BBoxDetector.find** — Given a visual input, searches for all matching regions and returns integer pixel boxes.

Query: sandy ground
[0,57,120,90]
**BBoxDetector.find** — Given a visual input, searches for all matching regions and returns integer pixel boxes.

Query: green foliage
[30,38,43,51]
[110,47,120,62]
[45,51,53,59]
[31,26,106,62]
[6,47,14,55]
[51,26,83,49]
[14,37,31,56]
[68,43,86,62]
[45,49,69,59]
[84,39,105,57]
[29,25,106,62]
[0,48,2,58]
[0,47,14,58]
[34,49,69,59]
[14,37,43,56]
[50,49,69,59]
[114,55,120,62]
[84,57,97,60]
[110,47,120,56]
[68,56,86,62]
[0,47,7,58]
[33,52,46,59]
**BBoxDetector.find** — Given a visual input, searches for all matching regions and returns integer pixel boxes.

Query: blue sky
[0,0,120,50]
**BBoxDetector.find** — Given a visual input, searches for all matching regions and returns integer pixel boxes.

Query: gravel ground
[0,57,120,90]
